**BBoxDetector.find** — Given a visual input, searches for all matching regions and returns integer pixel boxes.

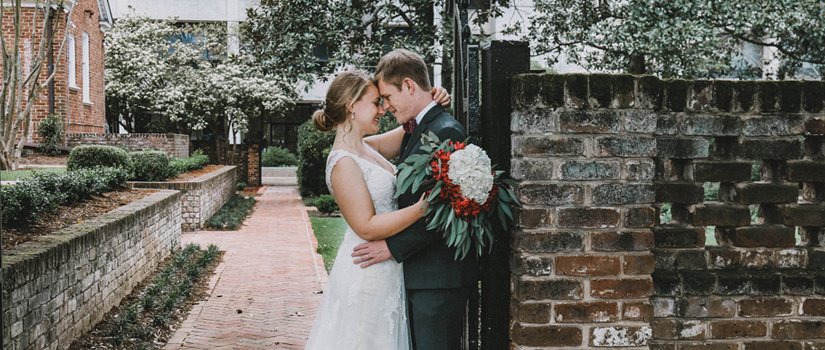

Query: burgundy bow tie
[403,119,418,134]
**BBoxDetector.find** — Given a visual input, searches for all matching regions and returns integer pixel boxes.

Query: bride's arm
[364,127,404,160]
[330,157,426,241]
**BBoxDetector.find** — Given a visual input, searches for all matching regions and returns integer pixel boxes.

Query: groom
[352,49,478,350]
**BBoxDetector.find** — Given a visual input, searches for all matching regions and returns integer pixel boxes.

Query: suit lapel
[401,105,443,160]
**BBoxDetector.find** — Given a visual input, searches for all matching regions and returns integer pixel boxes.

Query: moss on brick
[638,75,663,110]
[540,74,565,108]
[803,81,825,113]
[664,78,689,112]
[589,73,613,108]
[778,81,803,113]
[757,81,780,112]
[512,74,543,109]
[614,74,636,108]
[714,80,735,112]
[691,80,713,111]
[735,81,756,112]
[564,73,589,108]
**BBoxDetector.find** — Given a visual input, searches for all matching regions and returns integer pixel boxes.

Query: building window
[67,34,77,88]
[82,32,91,104]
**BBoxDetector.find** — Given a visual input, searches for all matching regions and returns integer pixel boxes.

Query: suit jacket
[386,105,478,290]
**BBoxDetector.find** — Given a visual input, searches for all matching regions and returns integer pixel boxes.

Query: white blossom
[448,144,494,204]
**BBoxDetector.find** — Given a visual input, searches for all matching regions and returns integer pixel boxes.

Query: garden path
[166,185,328,349]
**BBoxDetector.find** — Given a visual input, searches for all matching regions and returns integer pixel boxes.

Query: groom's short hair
[375,49,432,92]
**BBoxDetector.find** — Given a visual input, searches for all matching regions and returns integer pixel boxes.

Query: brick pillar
[247,143,261,187]
[510,74,655,348]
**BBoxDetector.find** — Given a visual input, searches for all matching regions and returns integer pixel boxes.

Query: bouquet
[395,132,520,260]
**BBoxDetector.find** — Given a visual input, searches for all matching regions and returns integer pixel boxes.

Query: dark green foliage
[236,182,247,191]
[67,145,133,171]
[1,167,130,225]
[297,119,335,197]
[262,146,299,167]
[168,149,209,177]
[315,194,339,215]
[130,150,171,181]
[37,114,63,156]
[207,195,257,230]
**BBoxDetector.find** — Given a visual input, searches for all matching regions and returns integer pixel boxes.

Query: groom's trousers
[407,286,474,350]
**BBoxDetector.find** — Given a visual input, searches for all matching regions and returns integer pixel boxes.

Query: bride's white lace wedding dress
[305,144,411,350]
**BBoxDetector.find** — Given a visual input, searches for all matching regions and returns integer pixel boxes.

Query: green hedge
[262,146,298,167]
[37,114,63,156]
[1,167,131,224]
[297,120,335,198]
[169,149,209,177]
[315,194,339,215]
[68,145,133,172]
[130,150,171,181]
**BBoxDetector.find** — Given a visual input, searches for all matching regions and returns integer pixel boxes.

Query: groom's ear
[403,78,416,95]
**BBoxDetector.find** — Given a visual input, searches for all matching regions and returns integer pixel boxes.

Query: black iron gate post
[480,41,530,350]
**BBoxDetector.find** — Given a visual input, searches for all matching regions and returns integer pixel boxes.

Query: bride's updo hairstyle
[312,71,373,133]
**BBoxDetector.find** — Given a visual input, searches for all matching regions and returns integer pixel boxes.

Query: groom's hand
[352,240,391,268]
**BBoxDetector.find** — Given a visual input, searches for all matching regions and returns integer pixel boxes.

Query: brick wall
[128,166,238,231]
[65,133,190,158]
[509,73,825,349]
[0,0,107,145]
[1,190,181,350]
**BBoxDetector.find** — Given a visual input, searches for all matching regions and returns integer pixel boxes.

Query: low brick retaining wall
[65,133,189,158]
[128,166,237,231]
[1,190,182,350]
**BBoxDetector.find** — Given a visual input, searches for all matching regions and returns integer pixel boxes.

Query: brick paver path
[166,186,328,350]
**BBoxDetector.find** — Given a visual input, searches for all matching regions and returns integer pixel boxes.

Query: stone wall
[65,133,189,158]
[1,190,182,350]
[508,73,825,349]
[128,166,237,231]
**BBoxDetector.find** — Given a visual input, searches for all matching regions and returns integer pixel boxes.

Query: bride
[304,70,449,349]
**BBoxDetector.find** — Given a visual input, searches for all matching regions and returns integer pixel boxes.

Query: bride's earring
[351,112,355,120]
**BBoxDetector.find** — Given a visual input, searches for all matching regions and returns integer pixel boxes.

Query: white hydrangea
[448,144,494,204]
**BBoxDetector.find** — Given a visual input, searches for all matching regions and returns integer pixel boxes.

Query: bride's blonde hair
[312,71,373,133]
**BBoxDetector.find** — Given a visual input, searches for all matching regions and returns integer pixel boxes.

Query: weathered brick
[733,183,799,204]
[742,249,775,269]
[735,139,803,160]
[624,110,657,133]
[652,272,682,296]
[593,183,655,204]
[622,301,653,322]
[511,322,582,347]
[517,208,553,228]
[517,184,585,205]
[802,299,825,316]
[653,297,677,317]
[680,344,739,350]
[512,74,561,109]
[559,110,621,134]
[589,73,613,108]
[739,298,794,317]
[638,75,664,110]
[744,342,803,350]
[655,182,705,203]
[779,81,804,112]
[773,320,825,339]
[560,160,620,180]
[512,301,552,323]
[590,326,652,347]
[653,226,705,248]
[679,297,736,318]
[690,204,751,226]
[656,114,679,135]
[625,160,656,181]
[805,341,825,350]
[654,249,678,272]
[649,342,677,350]
[803,81,824,113]
[657,137,710,159]
[556,255,621,276]
[554,302,619,323]
[707,248,743,269]
[511,110,556,134]
[807,117,825,135]
[716,273,749,295]
[613,74,635,108]
[592,231,654,251]
[515,278,584,300]
[684,160,753,182]
[665,78,689,112]
[510,158,554,181]
[783,276,815,295]
[681,114,742,136]
[787,161,825,182]
[715,80,735,112]
[750,274,782,295]
[511,253,554,276]
[723,225,796,248]
[758,81,781,112]
[775,249,808,269]
[682,271,717,296]
[744,115,805,136]
[689,80,713,111]
[590,278,653,298]
[675,250,707,271]
[557,208,620,228]
[512,135,585,156]
[595,136,657,157]
[625,206,657,228]
[651,320,705,340]
[514,230,583,253]
[710,320,768,339]
[565,74,589,108]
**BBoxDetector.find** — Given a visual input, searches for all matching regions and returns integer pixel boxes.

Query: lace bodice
[325,143,397,215]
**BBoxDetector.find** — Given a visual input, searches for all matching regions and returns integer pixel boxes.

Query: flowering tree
[0,0,73,170]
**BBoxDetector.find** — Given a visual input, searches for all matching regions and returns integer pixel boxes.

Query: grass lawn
[1,166,66,181]
[310,217,348,273]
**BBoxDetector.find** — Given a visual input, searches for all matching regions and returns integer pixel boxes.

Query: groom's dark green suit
[387,105,478,350]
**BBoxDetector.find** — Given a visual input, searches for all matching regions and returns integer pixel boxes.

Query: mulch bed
[18,150,69,166]
[167,165,224,181]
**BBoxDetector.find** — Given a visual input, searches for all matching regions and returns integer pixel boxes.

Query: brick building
[1,0,111,145]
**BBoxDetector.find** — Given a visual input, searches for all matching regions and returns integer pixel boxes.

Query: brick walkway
[166,186,328,350]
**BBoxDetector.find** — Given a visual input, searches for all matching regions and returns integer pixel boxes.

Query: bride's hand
[416,192,430,216]
[432,87,451,106]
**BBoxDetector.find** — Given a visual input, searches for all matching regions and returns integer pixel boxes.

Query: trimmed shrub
[1,167,130,224]
[207,195,257,230]
[297,120,335,198]
[68,145,133,172]
[37,114,63,155]
[168,149,209,177]
[131,150,171,181]
[315,194,339,215]
[262,146,298,167]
